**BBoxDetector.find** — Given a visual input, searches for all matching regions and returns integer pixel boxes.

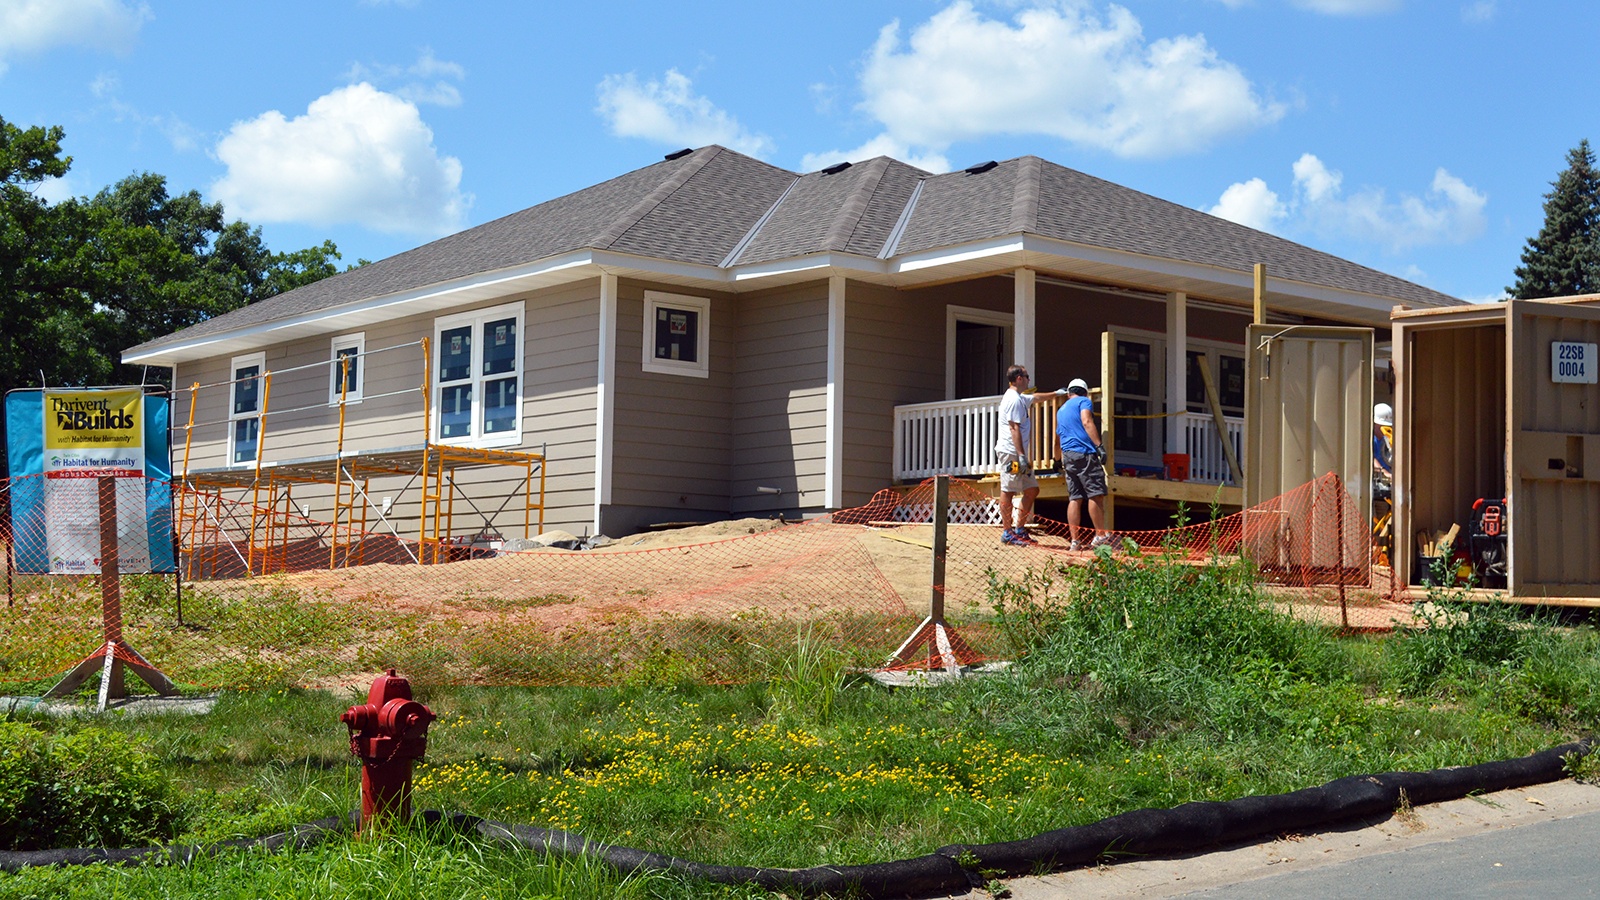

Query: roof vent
[821,161,852,175]
[964,160,998,174]
[663,148,694,161]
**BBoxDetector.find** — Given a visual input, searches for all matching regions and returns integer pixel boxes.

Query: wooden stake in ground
[885,474,983,675]
[44,475,179,710]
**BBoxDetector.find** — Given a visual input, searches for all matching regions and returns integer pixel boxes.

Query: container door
[1243,325,1374,579]
[1506,300,1600,597]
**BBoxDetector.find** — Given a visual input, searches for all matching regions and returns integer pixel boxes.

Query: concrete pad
[959,780,1600,899]
[0,694,219,717]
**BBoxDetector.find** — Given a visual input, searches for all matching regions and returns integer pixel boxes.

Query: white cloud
[89,69,200,152]
[212,83,469,237]
[1291,152,1340,202]
[1210,153,1487,252]
[32,174,83,204]
[1461,0,1495,23]
[1208,177,1285,231]
[839,1,1282,165]
[345,48,464,108]
[0,0,149,75]
[799,134,951,174]
[596,69,773,158]
[1290,0,1400,13]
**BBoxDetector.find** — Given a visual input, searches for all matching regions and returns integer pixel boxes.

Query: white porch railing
[892,399,1245,485]
[1178,412,1245,486]
[892,396,1006,480]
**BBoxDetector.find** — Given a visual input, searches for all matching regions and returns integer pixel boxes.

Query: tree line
[1,114,347,398]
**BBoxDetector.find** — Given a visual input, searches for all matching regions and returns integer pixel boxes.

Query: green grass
[1,552,1597,898]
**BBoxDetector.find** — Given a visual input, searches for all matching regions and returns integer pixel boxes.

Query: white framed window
[228,352,265,466]
[434,301,523,448]
[329,333,365,404]
[642,291,710,378]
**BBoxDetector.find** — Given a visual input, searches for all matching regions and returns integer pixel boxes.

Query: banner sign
[5,388,175,574]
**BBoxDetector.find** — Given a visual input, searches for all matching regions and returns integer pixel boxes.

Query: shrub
[0,721,184,850]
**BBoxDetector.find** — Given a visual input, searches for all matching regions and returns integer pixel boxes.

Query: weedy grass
[1,555,1597,898]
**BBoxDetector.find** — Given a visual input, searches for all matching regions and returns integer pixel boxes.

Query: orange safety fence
[0,472,1409,693]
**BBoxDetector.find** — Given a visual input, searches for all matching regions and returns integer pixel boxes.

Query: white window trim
[433,300,524,449]
[329,333,365,405]
[944,305,1014,400]
[228,351,265,468]
[642,290,711,378]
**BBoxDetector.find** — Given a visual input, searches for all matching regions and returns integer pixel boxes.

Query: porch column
[1166,291,1187,454]
[594,272,617,533]
[1014,268,1036,376]
[825,275,845,509]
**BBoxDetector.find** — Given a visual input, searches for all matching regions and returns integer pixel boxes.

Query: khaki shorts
[998,451,1038,494]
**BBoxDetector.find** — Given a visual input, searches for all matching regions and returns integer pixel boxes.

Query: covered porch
[888,271,1254,524]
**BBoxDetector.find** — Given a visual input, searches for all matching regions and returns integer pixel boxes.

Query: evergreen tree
[1508,139,1600,299]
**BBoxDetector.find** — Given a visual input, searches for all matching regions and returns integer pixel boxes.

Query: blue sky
[2,0,1594,302]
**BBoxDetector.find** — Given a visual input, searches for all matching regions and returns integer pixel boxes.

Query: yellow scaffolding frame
[174,337,546,576]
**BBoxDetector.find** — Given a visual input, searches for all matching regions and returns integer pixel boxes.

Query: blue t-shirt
[1057,395,1097,455]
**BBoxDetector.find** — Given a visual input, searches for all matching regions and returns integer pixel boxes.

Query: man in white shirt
[996,365,1056,546]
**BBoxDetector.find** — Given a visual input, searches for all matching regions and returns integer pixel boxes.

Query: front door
[954,320,1007,399]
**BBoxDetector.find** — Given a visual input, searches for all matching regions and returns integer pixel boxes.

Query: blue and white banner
[5,388,175,575]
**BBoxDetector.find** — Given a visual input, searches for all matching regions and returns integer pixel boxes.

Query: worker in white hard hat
[1372,403,1394,498]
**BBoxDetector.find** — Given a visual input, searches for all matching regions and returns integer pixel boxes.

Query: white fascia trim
[123,251,603,365]
[727,252,887,283]
[893,237,1027,273]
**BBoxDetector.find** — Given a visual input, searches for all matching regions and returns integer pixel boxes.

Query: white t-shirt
[995,388,1030,454]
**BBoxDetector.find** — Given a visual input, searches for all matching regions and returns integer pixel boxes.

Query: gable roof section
[126,146,1459,363]
[732,157,929,265]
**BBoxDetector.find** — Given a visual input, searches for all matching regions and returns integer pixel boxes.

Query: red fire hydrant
[341,669,436,830]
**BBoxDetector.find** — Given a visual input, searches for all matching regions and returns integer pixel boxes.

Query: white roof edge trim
[122,251,603,365]
[727,252,887,282]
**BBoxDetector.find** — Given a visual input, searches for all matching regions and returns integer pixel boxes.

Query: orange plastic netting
[0,472,1406,691]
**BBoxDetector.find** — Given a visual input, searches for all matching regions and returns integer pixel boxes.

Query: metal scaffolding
[173,338,546,578]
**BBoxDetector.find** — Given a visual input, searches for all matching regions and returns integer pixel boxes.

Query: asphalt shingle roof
[126,146,1457,358]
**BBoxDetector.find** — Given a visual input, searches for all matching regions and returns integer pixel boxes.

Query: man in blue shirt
[1056,378,1110,550]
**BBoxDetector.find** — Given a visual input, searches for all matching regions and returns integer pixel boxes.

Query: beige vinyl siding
[608,280,734,514]
[731,281,828,513]
[169,281,602,537]
[842,281,944,505]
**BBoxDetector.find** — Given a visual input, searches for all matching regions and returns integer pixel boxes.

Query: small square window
[642,291,710,378]
[330,333,364,404]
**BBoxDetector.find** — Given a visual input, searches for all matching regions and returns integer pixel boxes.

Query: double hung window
[434,301,523,447]
[229,352,265,465]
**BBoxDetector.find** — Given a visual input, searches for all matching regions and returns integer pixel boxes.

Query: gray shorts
[1062,451,1107,502]
[998,450,1038,494]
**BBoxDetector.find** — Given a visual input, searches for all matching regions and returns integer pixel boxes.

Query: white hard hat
[1067,378,1090,394]
[1374,402,1393,427]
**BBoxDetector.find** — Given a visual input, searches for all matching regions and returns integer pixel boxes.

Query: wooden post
[1197,361,1245,485]
[44,474,180,706]
[97,475,125,702]
[930,474,948,625]
[1100,330,1117,531]
[1254,264,1267,325]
